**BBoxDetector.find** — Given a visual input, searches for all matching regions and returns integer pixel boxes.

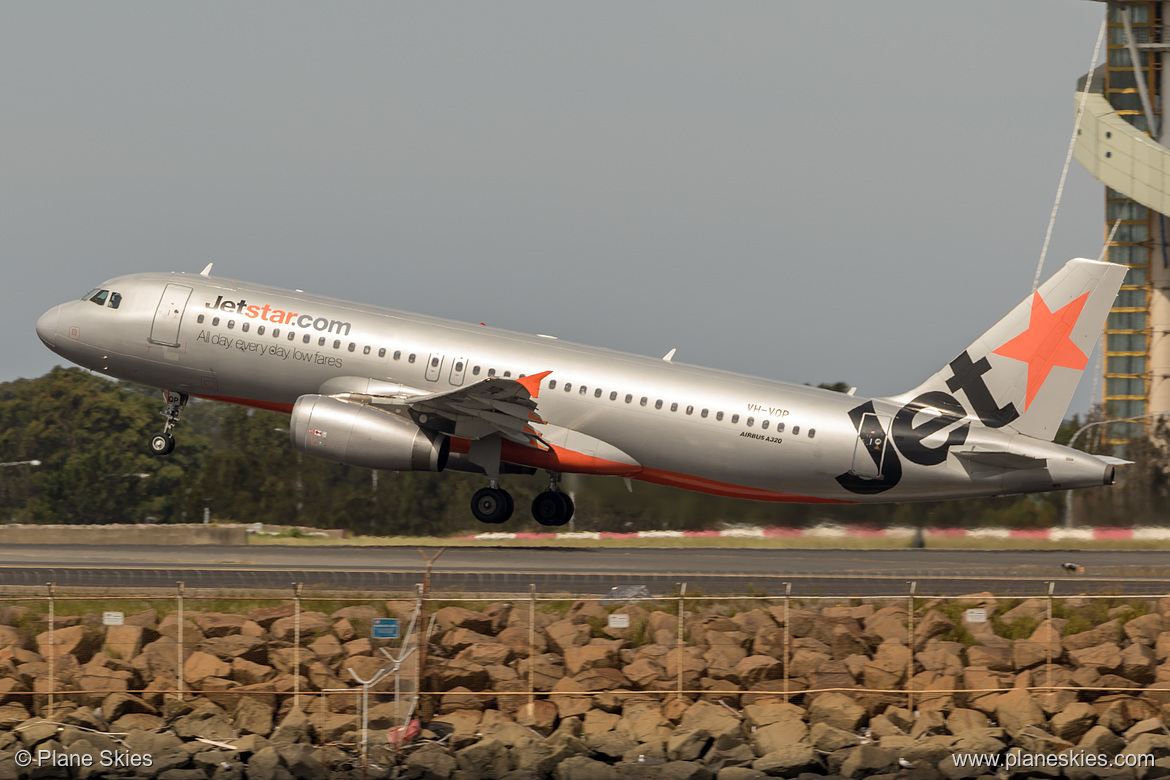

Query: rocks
[8,595,1170,780]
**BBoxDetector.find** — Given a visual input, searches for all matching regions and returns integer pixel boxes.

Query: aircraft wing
[325,371,551,450]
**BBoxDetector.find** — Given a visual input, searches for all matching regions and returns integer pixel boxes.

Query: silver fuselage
[36,272,1114,504]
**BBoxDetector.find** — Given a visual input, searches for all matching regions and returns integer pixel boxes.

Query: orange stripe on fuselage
[452,437,852,503]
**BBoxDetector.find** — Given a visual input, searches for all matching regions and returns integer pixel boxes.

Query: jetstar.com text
[951,750,1152,771]
[205,295,351,335]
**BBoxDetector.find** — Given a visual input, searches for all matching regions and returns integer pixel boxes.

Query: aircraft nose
[36,305,60,349]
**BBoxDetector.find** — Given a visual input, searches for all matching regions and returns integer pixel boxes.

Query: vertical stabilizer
[887,258,1126,441]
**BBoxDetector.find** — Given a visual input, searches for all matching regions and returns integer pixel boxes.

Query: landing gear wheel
[532,491,574,527]
[472,487,514,524]
[149,433,175,456]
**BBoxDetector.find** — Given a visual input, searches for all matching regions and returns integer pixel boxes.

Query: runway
[0,544,1168,596]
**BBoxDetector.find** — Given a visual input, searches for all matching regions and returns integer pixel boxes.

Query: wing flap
[333,375,550,448]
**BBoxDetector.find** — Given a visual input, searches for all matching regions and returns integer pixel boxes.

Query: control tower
[1075,2,1170,445]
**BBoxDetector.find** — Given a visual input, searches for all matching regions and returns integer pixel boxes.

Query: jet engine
[290,394,449,471]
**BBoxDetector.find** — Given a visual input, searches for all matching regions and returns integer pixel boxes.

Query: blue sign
[372,618,399,639]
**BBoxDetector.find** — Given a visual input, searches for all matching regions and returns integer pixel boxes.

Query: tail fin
[887,258,1126,441]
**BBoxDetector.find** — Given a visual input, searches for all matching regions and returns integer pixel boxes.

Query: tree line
[0,367,1164,534]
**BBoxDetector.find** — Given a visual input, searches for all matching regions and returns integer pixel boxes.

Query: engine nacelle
[290,394,449,471]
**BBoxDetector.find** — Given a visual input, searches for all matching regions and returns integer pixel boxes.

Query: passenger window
[431,356,439,367]
[564,383,571,391]
[655,400,663,410]
[272,328,280,338]
[793,426,800,435]
[227,320,235,329]
[808,428,816,438]
[488,368,496,377]
[731,414,740,424]
[197,314,205,324]
[504,371,511,377]
[701,409,708,418]
[394,350,402,360]
[288,332,295,341]
[640,397,648,406]
[472,366,480,375]
[256,324,263,334]
[762,420,769,430]
[108,292,121,309]
[304,335,311,344]
[686,405,693,415]
[213,317,221,327]
[319,337,326,346]
[454,360,463,371]
[549,379,557,389]
[777,422,785,433]
[716,411,724,421]
[625,394,633,403]
[595,389,603,398]
[242,322,249,332]
[579,386,587,395]
[378,348,386,357]
[610,391,617,401]
[670,403,678,412]
[747,417,754,427]
[408,354,416,363]
[348,343,356,352]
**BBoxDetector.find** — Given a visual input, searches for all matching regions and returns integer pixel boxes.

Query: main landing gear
[471,482,514,524]
[149,390,187,456]
[471,472,575,527]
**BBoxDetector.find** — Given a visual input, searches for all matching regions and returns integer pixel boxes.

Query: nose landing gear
[149,390,187,456]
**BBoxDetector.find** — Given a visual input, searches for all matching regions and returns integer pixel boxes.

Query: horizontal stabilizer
[1097,455,1134,466]
[955,450,1047,470]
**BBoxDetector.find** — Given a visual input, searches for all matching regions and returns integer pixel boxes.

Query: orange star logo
[993,291,1089,410]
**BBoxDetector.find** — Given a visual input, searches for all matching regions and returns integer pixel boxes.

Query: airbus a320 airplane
[36,258,1126,526]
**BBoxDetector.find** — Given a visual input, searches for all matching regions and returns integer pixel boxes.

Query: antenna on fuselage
[199,263,213,277]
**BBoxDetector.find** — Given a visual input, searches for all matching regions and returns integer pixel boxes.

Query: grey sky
[4,2,1109,413]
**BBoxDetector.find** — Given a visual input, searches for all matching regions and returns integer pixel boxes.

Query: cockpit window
[108,292,121,309]
[81,288,100,301]
[88,289,109,306]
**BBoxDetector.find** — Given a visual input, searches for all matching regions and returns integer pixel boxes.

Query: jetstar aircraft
[36,258,1126,526]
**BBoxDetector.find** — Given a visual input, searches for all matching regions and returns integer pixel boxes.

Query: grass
[248,532,1170,551]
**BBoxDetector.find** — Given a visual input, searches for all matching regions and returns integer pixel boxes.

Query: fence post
[416,582,431,719]
[907,581,917,714]
[47,582,55,717]
[1053,580,1062,687]
[176,581,185,701]
[782,582,791,703]
[528,584,536,709]
[293,582,303,710]
[676,582,687,701]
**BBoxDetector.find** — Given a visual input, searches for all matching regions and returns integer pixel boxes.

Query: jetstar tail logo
[836,289,1089,494]
[992,291,1089,409]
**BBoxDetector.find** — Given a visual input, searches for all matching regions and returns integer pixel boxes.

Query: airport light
[1063,412,1170,528]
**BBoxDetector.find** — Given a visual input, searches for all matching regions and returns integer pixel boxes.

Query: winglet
[517,370,552,399]
[662,348,676,363]
[200,263,214,277]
